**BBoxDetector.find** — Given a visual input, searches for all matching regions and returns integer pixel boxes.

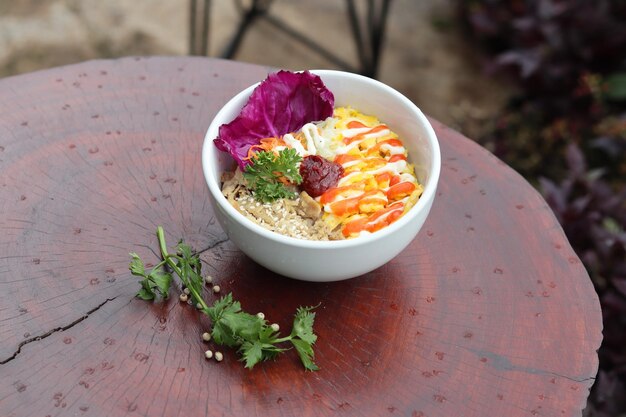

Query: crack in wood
[195,236,230,255]
[148,236,229,260]
[466,347,597,383]
[558,375,596,383]
[0,296,118,365]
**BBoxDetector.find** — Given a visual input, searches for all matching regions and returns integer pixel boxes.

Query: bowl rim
[201,69,441,249]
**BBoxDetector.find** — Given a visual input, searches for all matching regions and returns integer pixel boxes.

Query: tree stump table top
[0,57,602,417]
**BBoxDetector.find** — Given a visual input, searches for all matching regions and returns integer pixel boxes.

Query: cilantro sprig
[208,294,319,370]
[130,226,319,370]
[130,252,172,301]
[243,148,302,202]
[131,227,207,310]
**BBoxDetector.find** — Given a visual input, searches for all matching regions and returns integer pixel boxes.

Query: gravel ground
[0,0,513,138]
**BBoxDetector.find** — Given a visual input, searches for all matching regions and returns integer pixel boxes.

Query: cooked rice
[221,170,343,241]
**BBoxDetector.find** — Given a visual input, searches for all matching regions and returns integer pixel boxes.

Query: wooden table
[0,57,602,417]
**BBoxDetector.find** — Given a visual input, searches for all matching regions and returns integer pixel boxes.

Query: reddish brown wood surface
[0,57,601,417]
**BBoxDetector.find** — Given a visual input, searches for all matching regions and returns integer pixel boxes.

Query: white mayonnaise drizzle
[282,133,306,155]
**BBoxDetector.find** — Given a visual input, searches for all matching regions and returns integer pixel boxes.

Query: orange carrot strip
[366,138,404,156]
[387,181,416,200]
[319,184,362,205]
[343,124,389,144]
[375,172,392,183]
[243,137,288,161]
[342,216,369,237]
[388,154,407,163]
[365,209,403,233]
[334,154,360,165]
[342,201,405,236]
[328,197,361,217]
[347,120,368,129]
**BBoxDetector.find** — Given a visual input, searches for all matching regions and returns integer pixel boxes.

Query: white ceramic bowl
[202,70,440,281]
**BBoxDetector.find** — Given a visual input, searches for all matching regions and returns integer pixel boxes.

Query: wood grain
[0,57,602,417]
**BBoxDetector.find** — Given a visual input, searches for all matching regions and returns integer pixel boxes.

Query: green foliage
[290,306,320,371]
[130,227,319,371]
[208,293,319,370]
[606,73,626,101]
[244,148,303,202]
[173,241,204,306]
[130,252,172,300]
[291,306,318,344]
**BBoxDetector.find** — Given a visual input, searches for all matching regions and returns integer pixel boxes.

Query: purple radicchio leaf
[213,70,334,169]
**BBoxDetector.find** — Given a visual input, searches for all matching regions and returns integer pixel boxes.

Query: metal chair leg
[189,0,211,56]
[347,0,393,78]
[189,0,393,79]
[221,0,273,58]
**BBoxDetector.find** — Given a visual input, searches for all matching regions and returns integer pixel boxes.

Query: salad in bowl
[202,70,440,281]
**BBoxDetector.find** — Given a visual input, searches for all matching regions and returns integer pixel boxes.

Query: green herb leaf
[208,294,265,348]
[289,305,319,370]
[130,252,172,300]
[148,269,173,299]
[207,294,244,347]
[212,321,241,347]
[131,227,320,371]
[291,305,318,344]
[223,311,263,341]
[207,293,239,322]
[243,148,303,202]
[136,287,155,301]
[240,340,263,369]
[174,241,204,304]
[129,252,146,276]
[207,293,319,369]
[291,338,319,371]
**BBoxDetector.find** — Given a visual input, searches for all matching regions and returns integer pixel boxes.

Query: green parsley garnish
[130,226,319,371]
[208,294,319,371]
[243,148,302,202]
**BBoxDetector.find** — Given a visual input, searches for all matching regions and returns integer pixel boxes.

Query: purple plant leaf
[602,291,626,314]
[496,48,542,78]
[512,17,536,32]
[571,194,592,214]
[538,0,569,19]
[539,177,566,215]
[591,136,625,158]
[469,12,499,36]
[613,279,626,298]
[214,70,334,169]
[565,143,586,176]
